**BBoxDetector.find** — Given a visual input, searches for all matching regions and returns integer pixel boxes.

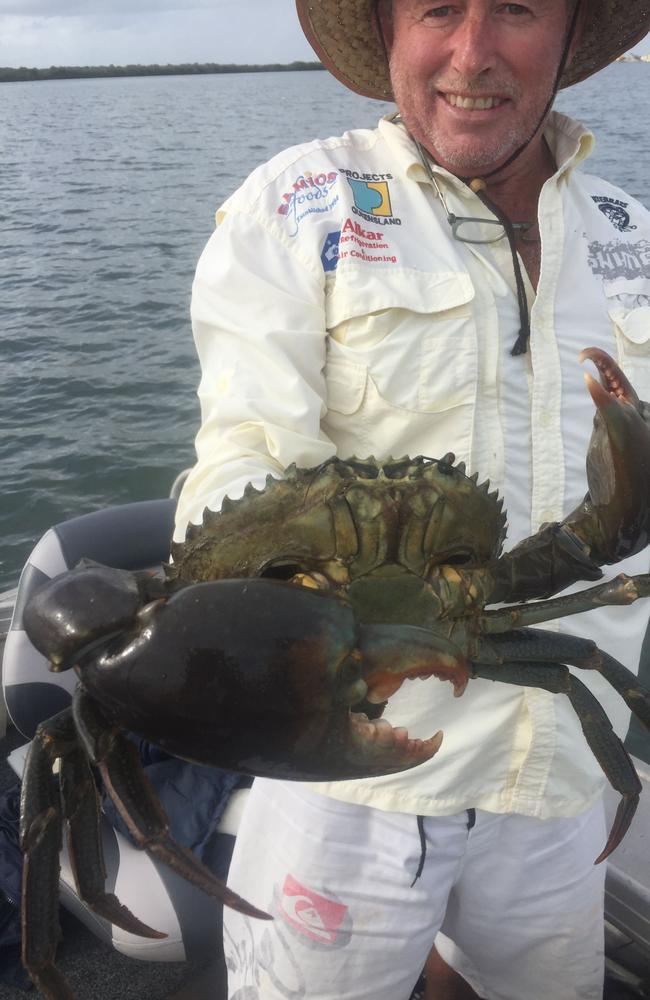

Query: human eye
[421,5,457,21]
[499,3,532,14]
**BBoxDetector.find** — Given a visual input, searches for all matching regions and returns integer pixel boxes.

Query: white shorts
[223,780,606,1000]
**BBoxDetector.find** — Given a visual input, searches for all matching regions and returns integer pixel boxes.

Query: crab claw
[36,572,464,783]
[23,564,143,670]
[487,348,650,605]
[569,348,650,563]
[340,621,469,774]
[348,714,444,773]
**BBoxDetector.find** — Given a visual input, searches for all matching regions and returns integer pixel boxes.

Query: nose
[450,11,496,79]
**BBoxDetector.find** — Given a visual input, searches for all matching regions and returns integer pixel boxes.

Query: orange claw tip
[405,730,443,762]
[579,345,618,367]
[452,677,469,698]
[418,731,444,756]
[429,731,444,753]
[583,370,613,409]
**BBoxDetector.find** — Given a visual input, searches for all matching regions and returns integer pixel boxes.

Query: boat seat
[2,499,248,964]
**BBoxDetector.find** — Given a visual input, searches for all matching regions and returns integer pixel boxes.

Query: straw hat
[296,0,650,101]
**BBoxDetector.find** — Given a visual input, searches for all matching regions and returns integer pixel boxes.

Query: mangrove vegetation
[0,61,324,83]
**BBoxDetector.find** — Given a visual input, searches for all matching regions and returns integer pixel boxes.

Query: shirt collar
[378,109,594,196]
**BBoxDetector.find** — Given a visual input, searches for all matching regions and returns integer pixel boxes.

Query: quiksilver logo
[279,874,349,946]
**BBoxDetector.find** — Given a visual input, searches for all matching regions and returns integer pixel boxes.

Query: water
[1,63,648,592]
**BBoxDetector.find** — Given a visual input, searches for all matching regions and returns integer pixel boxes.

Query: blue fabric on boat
[0,782,33,989]
[0,782,22,912]
[101,738,252,859]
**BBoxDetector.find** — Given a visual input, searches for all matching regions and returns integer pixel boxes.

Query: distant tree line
[0,61,324,83]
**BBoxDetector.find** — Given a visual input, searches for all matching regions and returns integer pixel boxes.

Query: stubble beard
[391,70,535,177]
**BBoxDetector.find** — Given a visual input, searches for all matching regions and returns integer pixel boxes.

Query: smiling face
[380,0,575,177]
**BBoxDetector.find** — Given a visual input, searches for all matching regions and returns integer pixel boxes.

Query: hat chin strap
[464,0,583,356]
[471,180,533,356]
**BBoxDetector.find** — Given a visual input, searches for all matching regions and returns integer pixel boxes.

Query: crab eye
[445,551,475,566]
[261,562,303,581]
[429,549,476,568]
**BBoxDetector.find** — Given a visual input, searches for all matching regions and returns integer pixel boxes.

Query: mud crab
[18,348,650,999]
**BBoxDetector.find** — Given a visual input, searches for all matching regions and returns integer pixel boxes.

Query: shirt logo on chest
[587,238,650,280]
[340,168,402,227]
[592,195,638,233]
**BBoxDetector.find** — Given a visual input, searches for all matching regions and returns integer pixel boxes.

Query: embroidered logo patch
[279,875,349,946]
[336,217,398,265]
[321,230,340,272]
[277,170,340,237]
[592,195,637,233]
[277,171,338,215]
[340,167,402,227]
[347,177,392,217]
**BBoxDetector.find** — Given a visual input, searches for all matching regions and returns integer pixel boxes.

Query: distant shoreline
[0,60,324,84]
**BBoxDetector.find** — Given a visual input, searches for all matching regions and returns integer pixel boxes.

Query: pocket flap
[604,279,650,346]
[326,265,474,330]
[603,276,650,299]
[326,357,367,415]
[610,307,650,345]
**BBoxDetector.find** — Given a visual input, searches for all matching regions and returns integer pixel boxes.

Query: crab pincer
[491,349,650,605]
[572,347,650,563]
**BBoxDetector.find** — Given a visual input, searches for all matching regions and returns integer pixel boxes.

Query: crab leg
[72,688,271,922]
[20,709,166,1000]
[483,629,650,731]
[480,572,650,633]
[20,711,72,1000]
[61,740,168,937]
[472,661,641,862]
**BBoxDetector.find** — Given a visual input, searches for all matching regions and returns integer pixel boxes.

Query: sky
[0,1,316,68]
[1,2,647,70]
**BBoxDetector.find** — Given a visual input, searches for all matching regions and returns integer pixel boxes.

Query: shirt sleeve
[173,208,336,542]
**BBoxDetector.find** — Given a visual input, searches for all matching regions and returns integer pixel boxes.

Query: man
[174,1,650,997]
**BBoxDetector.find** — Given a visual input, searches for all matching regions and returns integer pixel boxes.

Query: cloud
[0,0,219,13]
[0,2,315,67]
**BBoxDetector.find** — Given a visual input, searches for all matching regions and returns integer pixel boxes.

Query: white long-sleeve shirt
[175,111,650,819]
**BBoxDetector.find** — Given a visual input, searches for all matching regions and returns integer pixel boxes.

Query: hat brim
[297,0,650,101]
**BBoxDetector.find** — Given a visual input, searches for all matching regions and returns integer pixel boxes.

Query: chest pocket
[324,265,476,415]
[604,277,650,400]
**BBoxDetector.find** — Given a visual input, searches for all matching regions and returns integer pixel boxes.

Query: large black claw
[575,347,650,563]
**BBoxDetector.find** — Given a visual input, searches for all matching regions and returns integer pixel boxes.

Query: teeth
[445,94,503,110]
[350,715,445,759]
[373,719,396,747]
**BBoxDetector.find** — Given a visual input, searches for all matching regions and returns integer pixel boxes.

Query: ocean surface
[1,63,649,592]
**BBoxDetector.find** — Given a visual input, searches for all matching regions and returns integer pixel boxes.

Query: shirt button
[540,509,555,523]
[540,411,551,428]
